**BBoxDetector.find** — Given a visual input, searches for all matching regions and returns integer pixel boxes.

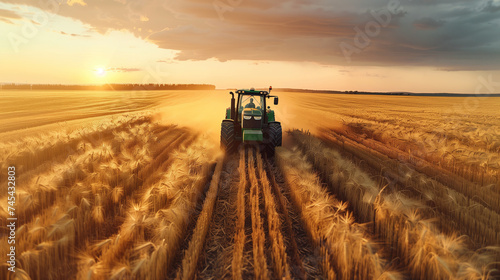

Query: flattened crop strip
[232,148,247,280]
[255,153,292,279]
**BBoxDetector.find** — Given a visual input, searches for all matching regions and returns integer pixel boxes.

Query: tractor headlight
[254,116,262,120]
[243,116,252,120]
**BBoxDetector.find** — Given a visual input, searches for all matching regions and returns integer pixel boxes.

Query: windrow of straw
[315,129,500,247]
[232,148,247,280]
[290,130,499,279]
[85,138,214,280]
[276,147,399,280]
[247,150,269,280]
[174,157,224,280]
[255,153,292,280]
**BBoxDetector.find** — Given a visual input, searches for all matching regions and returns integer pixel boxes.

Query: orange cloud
[67,0,87,7]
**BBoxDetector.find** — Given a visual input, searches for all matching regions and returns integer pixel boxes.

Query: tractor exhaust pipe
[230,92,236,122]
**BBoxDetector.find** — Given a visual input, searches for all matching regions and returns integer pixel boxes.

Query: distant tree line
[0,83,216,91]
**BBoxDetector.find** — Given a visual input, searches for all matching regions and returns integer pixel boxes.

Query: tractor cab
[238,94,264,120]
[221,87,282,154]
[239,94,263,112]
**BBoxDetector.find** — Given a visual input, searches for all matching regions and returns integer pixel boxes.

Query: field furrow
[276,146,400,280]
[81,137,215,279]
[174,157,224,280]
[247,149,270,280]
[322,127,500,213]
[262,156,319,279]
[314,129,500,247]
[3,121,192,279]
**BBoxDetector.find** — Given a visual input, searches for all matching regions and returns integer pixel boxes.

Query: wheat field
[1,90,499,279]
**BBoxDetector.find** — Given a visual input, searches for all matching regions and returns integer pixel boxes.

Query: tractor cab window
[239,95,263,112]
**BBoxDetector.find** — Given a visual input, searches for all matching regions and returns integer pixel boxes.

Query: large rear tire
[265,122,282,156]
[269,122,282,147]
[221,120,236,153]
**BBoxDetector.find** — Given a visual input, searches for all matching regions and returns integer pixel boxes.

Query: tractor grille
[243,117,261,129]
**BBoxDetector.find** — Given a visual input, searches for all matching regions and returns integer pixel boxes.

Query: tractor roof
[236,89,269,95]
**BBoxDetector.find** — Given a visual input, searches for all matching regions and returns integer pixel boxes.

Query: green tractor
[221,87,282,154]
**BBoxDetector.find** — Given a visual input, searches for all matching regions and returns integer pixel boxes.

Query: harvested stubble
[232,148,247,280]
[247,149,269,280]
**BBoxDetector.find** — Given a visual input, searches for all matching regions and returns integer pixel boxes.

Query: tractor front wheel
[221,120,237,153]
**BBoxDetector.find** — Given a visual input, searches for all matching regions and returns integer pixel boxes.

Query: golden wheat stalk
[175,157,224,280]
[276,147,401,280]
[291,130,498,279]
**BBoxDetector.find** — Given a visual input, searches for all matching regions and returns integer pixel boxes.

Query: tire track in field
[198,153,240,279]
[253,148,323,280]
[196,146,320,279]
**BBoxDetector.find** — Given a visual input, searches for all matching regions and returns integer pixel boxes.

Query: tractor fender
[267,110,275,122]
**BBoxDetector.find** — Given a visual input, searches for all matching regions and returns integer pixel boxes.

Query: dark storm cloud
[1,0,499,70]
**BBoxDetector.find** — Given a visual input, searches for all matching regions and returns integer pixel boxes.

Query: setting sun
[95,67,106,77]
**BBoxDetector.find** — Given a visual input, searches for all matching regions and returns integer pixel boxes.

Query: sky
[0,0,499,93]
